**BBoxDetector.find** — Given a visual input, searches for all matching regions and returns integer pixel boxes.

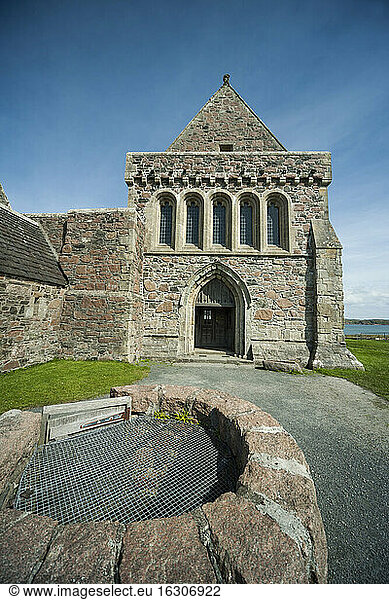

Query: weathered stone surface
[277,299,293,309]
[192,390,271,457]
[262,359,303,373]
[159,384,198,413]
[110,384,159,413]
[239,461,313,514]
[0,509,57,583]
[0,183,11,209]
[227,411,280,461]
[231,409,280,431]
[167,80,285,152]
[144,279,156,291]
[34,522,123,584]
[0,410,41,502]
[265,290,277,299]
[254,308,273,320]
[202,493,309,583]
[226,410,281,469]
[156,300,173,313]
[120,514,216,583]
[243,431,308,466]
[0,275,65,373]
[238,462,327,583]
[192,389,259,424]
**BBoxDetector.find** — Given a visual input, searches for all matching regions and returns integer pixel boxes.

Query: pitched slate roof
[167,75,286,152]
[0,206,67,286]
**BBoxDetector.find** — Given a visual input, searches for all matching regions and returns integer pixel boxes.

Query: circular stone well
[0,385,327,584]
[15,413,237,524]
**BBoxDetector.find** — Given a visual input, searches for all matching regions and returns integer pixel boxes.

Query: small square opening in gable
[219,144,233,152]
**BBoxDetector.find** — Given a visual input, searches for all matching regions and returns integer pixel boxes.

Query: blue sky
[1,0,388,318]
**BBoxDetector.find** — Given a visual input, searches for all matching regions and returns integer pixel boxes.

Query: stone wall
[124,148,361,369]
[25,213,68,255]
[141,254,315,364]
[166,80,285,152]
[126,152,331,247]
[311,220,363,369]
[32,207,144,363]
[0,276,64,372]
[59,208,141,362]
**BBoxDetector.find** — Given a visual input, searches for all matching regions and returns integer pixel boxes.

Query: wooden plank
[48,404,130,441]
[43,396,132,417]
[39,413,49,445]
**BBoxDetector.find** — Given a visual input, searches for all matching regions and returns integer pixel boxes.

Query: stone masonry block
[238,462,327,583]
[110,384,160,413]
[0,410,41,501]
[120,514,216,583]
[34,522,124,583]
[156,300,173,313]
[243,431,308,466]
[202,493,309,583]
[0,509,57,583]
[254,309,273,320]
[158,385,199,414]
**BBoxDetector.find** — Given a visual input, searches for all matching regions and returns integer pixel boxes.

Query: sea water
[344,324,389,335]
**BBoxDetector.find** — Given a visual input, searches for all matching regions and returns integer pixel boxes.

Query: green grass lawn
[0,359,150,414]
[317,339,389,401]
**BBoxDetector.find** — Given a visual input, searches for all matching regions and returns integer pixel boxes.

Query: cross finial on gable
[223,73,230,86]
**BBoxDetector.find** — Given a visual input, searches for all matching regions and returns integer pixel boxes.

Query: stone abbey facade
[0,76,362,372]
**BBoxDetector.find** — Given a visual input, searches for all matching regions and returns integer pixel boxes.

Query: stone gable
[167,76,285,153]
[0,184,11,209]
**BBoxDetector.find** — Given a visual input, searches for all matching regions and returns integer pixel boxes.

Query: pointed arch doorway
[178,262,251,358]
[195,279,235,352]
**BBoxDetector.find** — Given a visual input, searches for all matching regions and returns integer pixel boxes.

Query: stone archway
[178,262,251,358]
[195,279,235,352]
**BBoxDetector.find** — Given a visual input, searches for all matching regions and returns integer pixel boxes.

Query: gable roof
[167,75,286,152]
[0,183,11,209]
[0,206,67,287]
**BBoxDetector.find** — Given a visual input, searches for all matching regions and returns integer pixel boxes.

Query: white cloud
[344,286,389,319]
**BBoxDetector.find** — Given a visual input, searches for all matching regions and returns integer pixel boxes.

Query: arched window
[213,200,226,246]
[186,200,200,245]
[159,199,173,246]
[267,202,280,246]
[240,201,253,246]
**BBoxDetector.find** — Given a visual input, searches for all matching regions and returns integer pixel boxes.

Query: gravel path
[143,362,389,584]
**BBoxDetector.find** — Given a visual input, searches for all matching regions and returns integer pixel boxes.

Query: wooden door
[195,307,234,351]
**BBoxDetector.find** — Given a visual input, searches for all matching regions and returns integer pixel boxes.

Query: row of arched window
[155,191,288,251]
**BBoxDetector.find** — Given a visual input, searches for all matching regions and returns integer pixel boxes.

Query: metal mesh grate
[15,416,236,524]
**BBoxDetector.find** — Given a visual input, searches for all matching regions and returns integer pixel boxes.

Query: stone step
[176,355,253,365]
